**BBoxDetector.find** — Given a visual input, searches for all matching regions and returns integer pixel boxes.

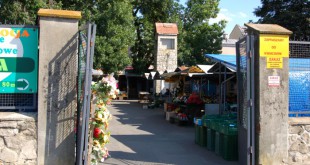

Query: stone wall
[288,118,310,164]
[154,35,178,94]
[155,35,178,72]
[0,112,37,165]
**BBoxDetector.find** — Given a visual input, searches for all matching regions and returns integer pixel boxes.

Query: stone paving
[102,100,239,165]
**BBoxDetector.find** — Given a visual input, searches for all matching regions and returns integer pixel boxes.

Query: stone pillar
[37,9,81,165]
[245,24,292,165]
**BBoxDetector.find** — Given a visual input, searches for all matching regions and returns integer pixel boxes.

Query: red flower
[93,127,101,138]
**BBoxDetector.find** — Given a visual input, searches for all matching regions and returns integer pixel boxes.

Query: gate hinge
[82,151,86,160]
[248,99,253,107]
[248,146,253,154]
[247,51,252,59]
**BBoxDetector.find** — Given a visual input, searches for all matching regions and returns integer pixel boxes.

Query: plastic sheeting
[289,58,310,116]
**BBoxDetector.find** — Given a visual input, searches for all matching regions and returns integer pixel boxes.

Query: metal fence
[0,93,36,111]
[76,23,96,165]
[236,37,248,129]
[289,41,310,117]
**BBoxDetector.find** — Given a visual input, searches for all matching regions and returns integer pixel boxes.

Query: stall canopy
[197,65,213,75]
[181,65,213,77]
[161,65,214,78]
[205,54,237,72]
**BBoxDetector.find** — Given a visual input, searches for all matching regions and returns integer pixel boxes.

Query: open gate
[76,23,96,165]
[236,35,256,165]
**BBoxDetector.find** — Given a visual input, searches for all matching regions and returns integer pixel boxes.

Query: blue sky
[179,0,262,34]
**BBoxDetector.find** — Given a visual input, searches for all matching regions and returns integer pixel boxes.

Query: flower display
[186,92,203,105]
[90,74,117,164]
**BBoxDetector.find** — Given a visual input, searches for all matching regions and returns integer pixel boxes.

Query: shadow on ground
[103,100,239,165]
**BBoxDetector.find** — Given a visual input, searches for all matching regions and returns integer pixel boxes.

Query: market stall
[161,65,224,125]
[193,54,239,161]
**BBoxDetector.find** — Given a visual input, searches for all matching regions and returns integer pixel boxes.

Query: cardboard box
[166,111,176,121]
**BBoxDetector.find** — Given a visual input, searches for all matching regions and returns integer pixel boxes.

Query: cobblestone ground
[101,100,239,165]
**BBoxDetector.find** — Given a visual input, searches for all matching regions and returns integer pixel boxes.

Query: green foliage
[179,0,226,65]
[92,0,135,73]
[131,0,183,74]
[0,0,46,24]
[0,0,226,74]
[254,0,310,39]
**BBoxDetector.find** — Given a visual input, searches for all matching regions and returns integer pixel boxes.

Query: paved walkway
[102,100,239,165]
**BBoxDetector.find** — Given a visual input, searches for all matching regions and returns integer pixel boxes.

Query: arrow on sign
[17,79,29,90]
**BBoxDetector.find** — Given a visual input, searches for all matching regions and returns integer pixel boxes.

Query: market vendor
[164,88,171,96]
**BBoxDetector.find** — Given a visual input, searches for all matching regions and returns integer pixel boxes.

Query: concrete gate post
[245,24,292,165]
[37,9,81,165]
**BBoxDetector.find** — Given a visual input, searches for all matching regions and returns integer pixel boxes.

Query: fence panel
[289,41,310,117]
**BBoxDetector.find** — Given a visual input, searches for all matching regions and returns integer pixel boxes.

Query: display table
[139,91,150,103]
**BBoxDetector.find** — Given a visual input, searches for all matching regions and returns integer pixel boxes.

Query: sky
[180,0,262,34]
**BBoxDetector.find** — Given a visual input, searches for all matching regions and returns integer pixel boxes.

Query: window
[161,38,175,49]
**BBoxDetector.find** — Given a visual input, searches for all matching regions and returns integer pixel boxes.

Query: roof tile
[155,23,178,35]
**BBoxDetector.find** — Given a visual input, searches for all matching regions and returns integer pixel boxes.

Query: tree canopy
[179,0,225,66]
[130,0,183,74]
[92,0,135,73]
[254,0,310,39]
[0,0,227,74]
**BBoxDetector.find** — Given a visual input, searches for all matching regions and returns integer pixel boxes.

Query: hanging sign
[0,27,38,93]
[260,34,289,69]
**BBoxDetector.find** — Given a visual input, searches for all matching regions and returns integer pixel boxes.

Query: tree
[178,0,226,66]
[131,0,183,74]
[0,0,135,74]
[0,0,47,24]
[254,0,310,39]
[92,0,135,73]
[0,0,226,73]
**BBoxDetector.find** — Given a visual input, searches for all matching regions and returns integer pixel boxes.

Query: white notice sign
[268,76,280,87]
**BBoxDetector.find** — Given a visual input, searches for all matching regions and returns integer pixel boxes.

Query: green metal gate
[236,35,256,165]
[76,22,96,165]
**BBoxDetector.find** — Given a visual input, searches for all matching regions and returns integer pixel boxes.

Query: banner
[0,27,38,93]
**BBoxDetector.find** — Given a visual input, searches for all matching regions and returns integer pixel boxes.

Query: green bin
[199,126,207,147]
[222,134,238,161]
[217,119,238,160]
[207,128,215,151]
[195,125,200,144]
[215,131,222,155]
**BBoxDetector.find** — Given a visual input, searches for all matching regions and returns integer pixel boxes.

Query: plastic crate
[219,121,237,135]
